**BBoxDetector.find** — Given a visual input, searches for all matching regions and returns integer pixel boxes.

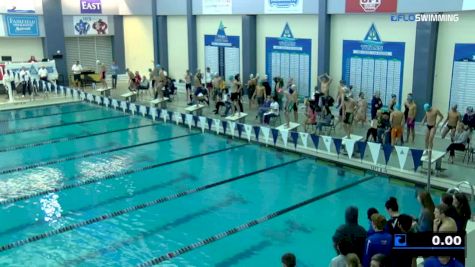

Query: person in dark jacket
[366,207,379,236]
[332,206,367,261]
[371,91,383,120]
[462,106,475,130]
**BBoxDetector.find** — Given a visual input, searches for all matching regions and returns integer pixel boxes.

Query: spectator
[317,106,334,134]
[423,256,463,267]
[346,253,362,267]
[404,93,417,144]
[133,71,141,90]
[441,105,461,140]
[366,207,379,236]
[332,206,367,261]
[392,214,417,267]
[445,123,469,164]
[263,96,280,124]
[19,66,31,97]
[414,191,435,232]
[28,56,37,63]
[371,91,383,120]
[214,88,232,116]
[256,95,272,123]
[370,253,388,267]
[453,192,471,232]
[304,98,317,132]
[72,61,83,89]
[110,61,118,89]
[440,193,460,223]
[434,203,458,233]
[281,253,296,267]
[329,238,351,267]
[388,94,397,112]
[377,109,391,144]
[138,75,149,90]
[366,110,380,142]
[363,214,392,267]
[462,106,475,130]
[385,197,400,233]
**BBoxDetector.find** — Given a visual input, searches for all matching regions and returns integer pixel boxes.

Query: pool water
[0,102,426,266]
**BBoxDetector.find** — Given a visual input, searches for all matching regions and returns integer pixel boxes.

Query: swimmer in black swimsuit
[422,103,444,152]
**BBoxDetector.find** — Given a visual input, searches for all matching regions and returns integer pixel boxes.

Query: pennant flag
[120,101,128,113]
[410,149,424,171]
[186,114,193,129]
[395,146,410,170]
[310,134,320,150]
[236,123,244,138]
[103,97,110,108]
[333,138,343,155]
[357,141,367,161]
[86,93,93,102]
[175,112,182,124]
[129,103,137,115]
[139,105,147,117]
[168,111,173,121]
[214,119,221,134]
[280,129,289,147]
[290,131,299,148]
[271,128,279,145]
[229,122,236,137]
[111,99,118,109]
[47,82,52,91]
[161,109,168,123]
[150,107,157,121]
[253,126,261,142]
[222,120,228,135]
[299,132,309,149]
[59,86,64,95]
[181,113,186,125]
[42,81,46,91]
[73,90,79,99]
[368,142,381,165]
[199,116,207,133]
[345,139,356,159]
[95,95,102,105]
[193,115,199,127]
[244,124,252,142]
[207,118,213,131]
[66,87,71,97]
[383,144,393,164]
[322,136,332,152]
[156,109,162,120]
[261,126,270,145]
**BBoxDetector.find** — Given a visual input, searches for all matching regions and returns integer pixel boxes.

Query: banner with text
[342,23,405,107]
[5,15,39,36]
[205,21,240,81]
[73,15,108,35]
[264,0,303,14]
[202,0,232,14]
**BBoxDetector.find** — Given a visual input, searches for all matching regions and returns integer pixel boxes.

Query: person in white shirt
[38,66,49,92]
[19,67,31,97]
[263,96,280,124]
[71,61,83,88]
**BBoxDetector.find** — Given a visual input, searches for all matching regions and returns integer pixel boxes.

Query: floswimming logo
[390,13,459,22]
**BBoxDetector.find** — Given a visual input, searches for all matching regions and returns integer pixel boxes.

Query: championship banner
[395,146,409,170]
[73,16,108,35]
[264,0,303,14]
[346,0,397,13]
[367,142,381,165]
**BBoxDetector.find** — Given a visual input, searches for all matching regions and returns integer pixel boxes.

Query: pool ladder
[447,181,475,221]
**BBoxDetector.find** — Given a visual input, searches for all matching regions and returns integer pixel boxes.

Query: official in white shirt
[72,61,83,88]
[19,67,31,97]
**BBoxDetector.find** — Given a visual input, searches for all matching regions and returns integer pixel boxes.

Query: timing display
[392,233,465,257]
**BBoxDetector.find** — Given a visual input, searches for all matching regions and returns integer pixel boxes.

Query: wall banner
[73,16,108,35]
[264,0,303,14]
[80,0,102,14]
[345,0,397,13]
[449,44,475,114]
[202,0,232,15]
[204,21,240,81]
[266,23,311,97]
[5,61,59,82]
[5,15,39,36]
[342,23,405,106]
[5,0,36,14]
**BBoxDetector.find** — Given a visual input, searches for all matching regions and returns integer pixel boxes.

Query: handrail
[447,180,475,201]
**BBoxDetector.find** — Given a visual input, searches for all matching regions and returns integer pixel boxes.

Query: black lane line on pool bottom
[0,114,128,135]
[0,143,248,206]
[0,158,303,253]
[137,175,377,267]
[0,131,199,176]
[0,106,99,123]
[0,122,155,153]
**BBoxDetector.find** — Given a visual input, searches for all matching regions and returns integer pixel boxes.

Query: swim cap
[467,106,474,113]
[407,95,413,101]
[424,103,431,112]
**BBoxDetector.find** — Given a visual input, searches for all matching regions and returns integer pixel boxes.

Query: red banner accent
[0,64,4,81]
[346,0,398,13]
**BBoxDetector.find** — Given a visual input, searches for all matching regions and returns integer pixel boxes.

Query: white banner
[280,129,289,147]
[214,119,221,134]
[199,116,207,133]
[261,126,270,145]
[395,146,410,170]
[103,97,110,107]
[139,105,147,117]
[5,61,59,83]
[229,122,236,137]
[368,142,381,165]
[299,132,308,149]
[322,135,332,153]
[264,0,303,14]
[73,16,109,35]
[202,0,232,14]
[463,0,475,10]
[345,139,356,159]
[186,114,193,130]
[244,124,252,142]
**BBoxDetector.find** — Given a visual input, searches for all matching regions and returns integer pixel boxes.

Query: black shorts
[447,125,456,130]
[186,83,191,91]
[73,74,81,81]
[344,112,354,124]
[231,92,240,101]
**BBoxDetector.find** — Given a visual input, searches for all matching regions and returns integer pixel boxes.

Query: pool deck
[2,81,474,194]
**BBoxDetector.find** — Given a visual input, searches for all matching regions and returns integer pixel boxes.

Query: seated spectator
[366,207,379,236]
[440,193,460,224]
[332,206,367,261]
[434,203,458,233]
[281,253,296,267]
[414,191,435,232]
[263,97,280,124]
[329,237,351,267]
[303,99,317,132]
[194,86,209,105]
[257,95,272,123]
[445,123,469,164]
[346,253,362,267]
[462,106,475,130]
[453,192,471,232]
[423,256,463,267]
[133,71,141,91]
[363,214,392,267]
[385,197,400,234]
[214,89,232,116]
[370,253,388,267]
[366,110,381,142]
[138,75,149,90]
[317,106,334,134]
[126,68,135,91]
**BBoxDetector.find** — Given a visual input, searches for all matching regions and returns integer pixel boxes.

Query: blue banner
[266,23,312,96]
[357,141,367,161]
[333,138,342,155]
[310,134,320,150]
[410,149,424,171]
[383,144,393,164]
[290,131,299,148]
[222,121,228,135]
[342,24,405,107]
[271,128,279,145]
[236,123,244,138]
[207,118,213,131]
[253,126,261,142]
[5,15,39,36]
